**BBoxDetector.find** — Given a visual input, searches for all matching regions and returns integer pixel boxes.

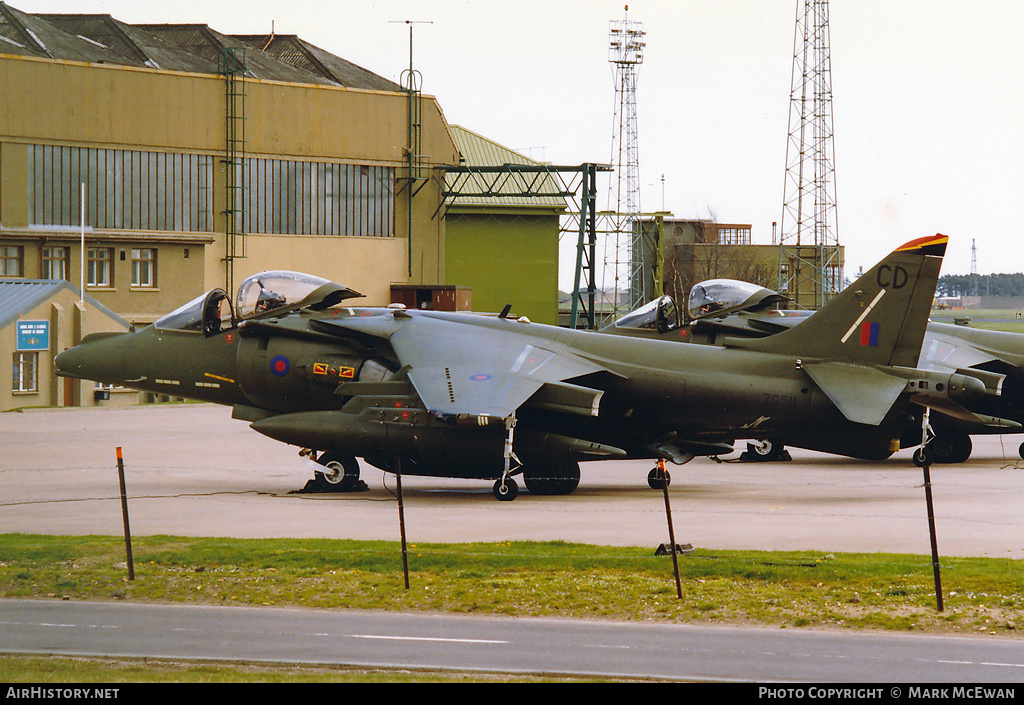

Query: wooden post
[394,457,410,590]
[115,447,135,581]
[659,460,683,599]
[922,463,943,612]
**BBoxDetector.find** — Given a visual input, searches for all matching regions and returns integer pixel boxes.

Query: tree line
[936,273,1024,298]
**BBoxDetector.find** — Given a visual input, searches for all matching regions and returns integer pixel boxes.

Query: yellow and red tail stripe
[894,234,948,256]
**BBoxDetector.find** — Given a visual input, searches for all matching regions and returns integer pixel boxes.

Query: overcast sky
[13,0,1024,288]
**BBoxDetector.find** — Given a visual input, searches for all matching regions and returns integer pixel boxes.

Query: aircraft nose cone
[55,332,129,384]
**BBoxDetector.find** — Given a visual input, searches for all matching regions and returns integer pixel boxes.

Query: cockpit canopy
[611,279,787,333]
[155,271,362,335]
[687,279,787,320]
[235,271,338,320]
[613,295,679,332]
[154,289,232,335]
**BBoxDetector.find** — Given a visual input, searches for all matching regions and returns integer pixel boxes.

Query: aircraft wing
[920,323,1024,372]
[316,312,610,419]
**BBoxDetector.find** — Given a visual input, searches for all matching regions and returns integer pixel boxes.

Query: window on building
[87,247,113,287]
[242,159,395,237]
[132,248,156,288]
[42,246,69,280]
[12,352,38,393]
[1,246,24,276]
[26,146,393,239]
[28,146,212,232]
[717,227,751,246]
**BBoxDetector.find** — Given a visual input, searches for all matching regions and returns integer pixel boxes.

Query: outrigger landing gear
[493,413,522,501]
[647,463,671,490]
[913,409,935,467]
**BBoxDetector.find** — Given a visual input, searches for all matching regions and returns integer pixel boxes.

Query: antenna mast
[606,5,645,320]
[392,20,431,277]
[778,0,840,310]
[971,238,978,296]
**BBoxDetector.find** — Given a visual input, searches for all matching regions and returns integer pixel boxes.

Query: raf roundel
[271,355,291,377]
[470,374,492,381]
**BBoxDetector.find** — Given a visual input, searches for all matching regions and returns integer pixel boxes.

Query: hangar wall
[445,212,559,324]
[0,53,461,321]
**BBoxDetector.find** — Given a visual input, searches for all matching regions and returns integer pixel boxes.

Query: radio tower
[971,238,978,296]
[778,0,841,310]
[606,5,645,319]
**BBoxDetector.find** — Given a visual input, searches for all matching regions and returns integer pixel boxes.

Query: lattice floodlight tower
[778,0,841,310]
[606,6,645,321]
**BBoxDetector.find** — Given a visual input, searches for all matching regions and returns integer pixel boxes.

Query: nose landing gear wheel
[313,453,364,492]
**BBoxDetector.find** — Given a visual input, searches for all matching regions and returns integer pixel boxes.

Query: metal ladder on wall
[220,46,248,296]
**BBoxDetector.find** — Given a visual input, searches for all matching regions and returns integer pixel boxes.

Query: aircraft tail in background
[727,234,948,368]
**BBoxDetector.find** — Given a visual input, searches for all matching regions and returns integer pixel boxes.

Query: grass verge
[1,533,1021,635]
[0,655,579,683]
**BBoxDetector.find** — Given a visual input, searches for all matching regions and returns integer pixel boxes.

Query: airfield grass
[930,308,1024,333]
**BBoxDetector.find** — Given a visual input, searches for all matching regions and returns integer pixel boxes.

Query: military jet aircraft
[606,259,1023,465]
[56,234,988,500]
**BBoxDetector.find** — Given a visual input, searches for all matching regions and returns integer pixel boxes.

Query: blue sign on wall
[16,320,50,351]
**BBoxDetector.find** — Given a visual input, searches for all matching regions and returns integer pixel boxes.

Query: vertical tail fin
[727,234,948,367]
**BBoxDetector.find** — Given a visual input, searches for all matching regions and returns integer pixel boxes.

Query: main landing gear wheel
[750,439,779,459]
[314,453,362,492]
[647,466,671,490]
[1019,441,1024,460]
[914,433,972,466]
[927,433,972,464]
[493,478,519,501]
[740,439,791,462]
[949,433,972,463]
[523,462,581,496]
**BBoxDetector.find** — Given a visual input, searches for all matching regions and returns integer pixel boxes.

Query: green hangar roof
[446,125,568,212]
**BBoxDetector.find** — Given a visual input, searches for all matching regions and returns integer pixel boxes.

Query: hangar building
[0,3,460,323]
[1,4,566,410]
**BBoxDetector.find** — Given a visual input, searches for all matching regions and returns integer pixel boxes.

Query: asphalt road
[3,599,1023,683]
[2,404,1024,557]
